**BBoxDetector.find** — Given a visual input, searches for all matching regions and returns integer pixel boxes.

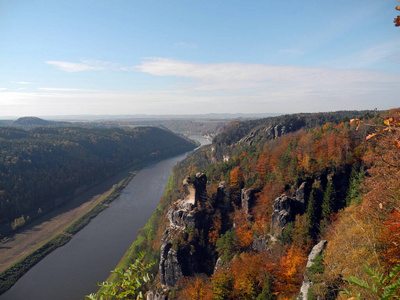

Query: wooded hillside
[100,109,400,300]
[0,126,196,234]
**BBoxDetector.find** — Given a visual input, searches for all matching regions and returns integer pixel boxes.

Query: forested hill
[0,117,69,129]
[101,109,400,300]
[0,126,196,233]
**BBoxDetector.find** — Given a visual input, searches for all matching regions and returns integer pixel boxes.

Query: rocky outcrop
[159,173,213,288]
[146,290,167,300]
[237,123,300,147]
[270,183,307,236]
[298,240,327,300]
[252,236,269,252]
[241,188,258,216]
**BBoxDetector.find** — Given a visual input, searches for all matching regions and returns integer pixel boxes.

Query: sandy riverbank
[0,169,133,274]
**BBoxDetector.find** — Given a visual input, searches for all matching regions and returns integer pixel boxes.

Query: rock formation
[241,188,258,217]
[270,183,307,236]
[159,173,213,288]
[298,240,327,300]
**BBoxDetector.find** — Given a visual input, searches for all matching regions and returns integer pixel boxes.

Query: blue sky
[0,0,399,117]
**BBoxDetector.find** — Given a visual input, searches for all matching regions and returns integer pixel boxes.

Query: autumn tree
[233,208,254,249]
[275,244,308,297]
[176,276,211,300]
[229,166,244,190]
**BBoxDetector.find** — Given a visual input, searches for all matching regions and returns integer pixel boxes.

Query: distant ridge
[14,117,52,127]
[33,113,283,121]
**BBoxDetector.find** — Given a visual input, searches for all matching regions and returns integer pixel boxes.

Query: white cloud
[38,87,108,92]
[0,88,7,91]
[1,57,399,117]
[10,81,34,85]
[46,59,129,72]
[323,41,400,70]
[136,57,400,93]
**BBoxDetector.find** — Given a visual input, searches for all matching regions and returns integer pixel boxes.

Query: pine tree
[322,179,335,220]
[306,188,318,237]
[346,165,365,206]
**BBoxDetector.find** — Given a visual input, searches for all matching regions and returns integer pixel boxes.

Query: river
[0,136,210,300]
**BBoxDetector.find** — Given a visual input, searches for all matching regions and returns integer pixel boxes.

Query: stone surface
[298,240,327,300]
[159,173,212,288]
[252,236,269,252]
[270,183,307,236]
[241,188,257,216]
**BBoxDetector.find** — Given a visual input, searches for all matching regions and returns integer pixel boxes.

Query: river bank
[0,170,137,295]
[0,136,208,299]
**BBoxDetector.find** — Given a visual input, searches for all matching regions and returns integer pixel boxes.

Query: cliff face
[270,182,307,236]
[159,173,214,288]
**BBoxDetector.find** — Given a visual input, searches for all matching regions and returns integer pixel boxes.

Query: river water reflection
[1,136,210,300]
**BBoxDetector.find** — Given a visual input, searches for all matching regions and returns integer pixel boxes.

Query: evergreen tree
[346,165,365,206]
[322,179,335,220]
[306,188,318,237]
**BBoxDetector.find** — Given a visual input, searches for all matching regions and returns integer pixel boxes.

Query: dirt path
[0,170,132,273]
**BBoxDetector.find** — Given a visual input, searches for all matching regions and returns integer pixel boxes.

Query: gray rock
[252,236,269,251]
[213,257,223,274]
[298,240,327,300]
[159,173,210,288]
[295,182,307,204]
[159,234,183,287]
[270,194,294,236]
[270,183,307,236]
[241,188,257,216]
[147,290,167,300]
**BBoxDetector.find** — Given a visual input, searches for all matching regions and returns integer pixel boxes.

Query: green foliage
[306,188,318,236]
[307,254,325,276]
[322,180,335,220]
[86,252,156,300]
[277,222,294,244]
[256,274,275,300]
[345,164,365,206]
[216,230,239,263]
[11,215,26,230]
[341,263,400,299]
[0,126,195,232]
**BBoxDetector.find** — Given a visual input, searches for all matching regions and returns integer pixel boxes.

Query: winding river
[1,136,210,300]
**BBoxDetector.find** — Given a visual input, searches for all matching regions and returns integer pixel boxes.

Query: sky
[0,0,399,117]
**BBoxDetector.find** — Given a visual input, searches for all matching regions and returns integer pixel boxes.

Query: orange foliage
[253,182,281,234]
[382,209,400,267]
[233,209,253,248]
[274,244,308,295]
[230,253,265,299]
[229,166,244,190]
[210,252,266,299]
[177,276,212,300]
[208,213,222,245]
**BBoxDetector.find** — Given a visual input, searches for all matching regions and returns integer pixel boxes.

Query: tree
[306,188,319,237]
[395,1,400,27]
[216,230,239,263]
[345,164,364,206]
[341,263,400,299]
[229,166,244,190]
[85,252,155,300]
[322,179,335,220]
